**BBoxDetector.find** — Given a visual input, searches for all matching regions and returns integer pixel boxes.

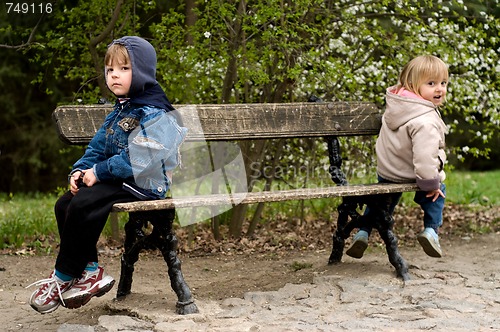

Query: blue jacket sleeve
[93,150,134,182]
[72,109,134,182]
[71,126,107,174]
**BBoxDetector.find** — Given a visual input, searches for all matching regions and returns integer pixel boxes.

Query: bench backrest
[52,102,381,144]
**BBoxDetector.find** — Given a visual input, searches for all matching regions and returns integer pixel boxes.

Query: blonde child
[347,55,448,259]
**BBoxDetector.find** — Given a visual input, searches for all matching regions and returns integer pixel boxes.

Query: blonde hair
[397,55,449,95]
[105,43,130,66]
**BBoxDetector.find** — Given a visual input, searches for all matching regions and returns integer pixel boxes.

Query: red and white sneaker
[27,271,76,314]
[61,266,115,309]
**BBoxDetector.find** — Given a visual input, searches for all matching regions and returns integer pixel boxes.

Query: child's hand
[426,188,445,202]
[82,168,98,187]
[69,169,98,195]
[69,171,83,195]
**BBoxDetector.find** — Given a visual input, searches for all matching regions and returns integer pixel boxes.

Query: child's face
[106,59,132,97]
[417,76,448,106]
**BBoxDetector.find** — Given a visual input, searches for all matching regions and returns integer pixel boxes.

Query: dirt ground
[1,230,499,331]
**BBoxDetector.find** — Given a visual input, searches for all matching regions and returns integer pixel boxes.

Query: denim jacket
[72,101,187,200]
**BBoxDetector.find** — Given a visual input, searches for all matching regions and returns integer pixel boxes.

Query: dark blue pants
[361,176,446,235]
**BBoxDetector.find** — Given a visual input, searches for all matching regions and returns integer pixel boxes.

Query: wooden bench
[52,101,418,314]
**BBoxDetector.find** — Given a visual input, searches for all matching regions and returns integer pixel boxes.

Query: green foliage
[289,261,313,272]
[153,0,330,103]
[35,0,157,102]
[445,170,500,206]
[0,192,58,252]
[398,169,500,207]
[151,0,498,161]
[0,0,160,192]
[0,192,129,251]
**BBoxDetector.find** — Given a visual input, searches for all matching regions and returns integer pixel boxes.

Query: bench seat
[112,183,418,212]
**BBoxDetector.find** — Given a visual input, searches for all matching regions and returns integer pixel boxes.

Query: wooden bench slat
[111,183,418,212]
[52,102,381,145]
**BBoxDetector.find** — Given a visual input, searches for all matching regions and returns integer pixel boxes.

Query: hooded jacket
[71,36,187,199]
[376,86,447,191]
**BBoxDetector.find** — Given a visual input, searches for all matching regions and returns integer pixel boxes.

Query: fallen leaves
[173,203,499,258]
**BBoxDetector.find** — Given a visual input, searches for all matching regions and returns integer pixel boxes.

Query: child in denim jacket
[28,36,187,313]
[346,55,448,260]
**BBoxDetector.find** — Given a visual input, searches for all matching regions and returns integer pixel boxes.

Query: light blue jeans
[361,176,446,234]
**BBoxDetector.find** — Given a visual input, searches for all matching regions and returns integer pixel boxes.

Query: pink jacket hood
[384,86,439,131]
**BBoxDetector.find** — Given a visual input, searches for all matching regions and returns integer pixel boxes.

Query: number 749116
[6,2,53,14]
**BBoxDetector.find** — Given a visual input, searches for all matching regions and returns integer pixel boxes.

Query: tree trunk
[228,139,267,237]
[88,0,125,99]
[185,0,197,45]
[220,0,246,103]
[219,0,250,237]
[246,139,284,237]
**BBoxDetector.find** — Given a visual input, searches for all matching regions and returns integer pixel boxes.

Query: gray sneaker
[27,271,76,314]
[417,228,442,258]
[61,266,115,309]
[346,230,369,259]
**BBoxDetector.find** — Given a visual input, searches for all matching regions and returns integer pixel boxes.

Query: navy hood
[107,36,174,111]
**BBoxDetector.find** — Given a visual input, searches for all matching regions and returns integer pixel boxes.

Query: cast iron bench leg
[149,209,199,315]
[329,199,359,264]
[368,194,410,281]
[117,212,146,298]
[329,194,410,281]
[379,224,410,281]
[116,209,198,314]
